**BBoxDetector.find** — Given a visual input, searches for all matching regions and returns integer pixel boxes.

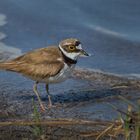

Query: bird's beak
[80,49,90,57]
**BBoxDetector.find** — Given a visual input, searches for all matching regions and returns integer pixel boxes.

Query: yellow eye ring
[69,46,75,50]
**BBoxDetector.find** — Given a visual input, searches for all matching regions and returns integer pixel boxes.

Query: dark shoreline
[0,68,140,139]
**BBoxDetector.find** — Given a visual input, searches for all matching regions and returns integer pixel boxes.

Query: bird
[0,38,89,111]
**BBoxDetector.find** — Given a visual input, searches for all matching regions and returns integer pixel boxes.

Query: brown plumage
[0,46,64,81]
[0,38,89,111]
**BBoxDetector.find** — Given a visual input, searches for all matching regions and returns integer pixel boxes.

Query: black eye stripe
[62,43,81,52]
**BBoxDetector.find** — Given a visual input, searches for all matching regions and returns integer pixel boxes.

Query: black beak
[80,49,89,56]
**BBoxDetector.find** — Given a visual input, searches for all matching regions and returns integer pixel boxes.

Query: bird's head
[59,38,89,60]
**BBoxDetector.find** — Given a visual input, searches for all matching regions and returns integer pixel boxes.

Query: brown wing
[0,46,64,79]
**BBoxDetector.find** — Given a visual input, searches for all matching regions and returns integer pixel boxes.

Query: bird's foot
[40,104,46,112]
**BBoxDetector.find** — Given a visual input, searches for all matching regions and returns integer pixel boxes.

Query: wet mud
[0,68,140,139]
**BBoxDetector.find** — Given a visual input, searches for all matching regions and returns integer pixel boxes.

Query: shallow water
[0,0,140,91]
[0,2,140,139]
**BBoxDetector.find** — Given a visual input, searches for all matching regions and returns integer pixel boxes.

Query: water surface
[0,0,140,92]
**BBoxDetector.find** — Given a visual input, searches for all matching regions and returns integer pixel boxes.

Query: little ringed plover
[0,38,89,111]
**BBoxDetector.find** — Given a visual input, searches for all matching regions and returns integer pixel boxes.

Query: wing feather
[0,46,64,79]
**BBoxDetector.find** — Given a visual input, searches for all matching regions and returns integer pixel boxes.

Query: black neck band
[59,47,77,65]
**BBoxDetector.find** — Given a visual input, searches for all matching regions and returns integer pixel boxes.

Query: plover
[0,38,89,111]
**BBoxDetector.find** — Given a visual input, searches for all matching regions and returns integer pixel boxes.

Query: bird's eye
[69,46,75,50]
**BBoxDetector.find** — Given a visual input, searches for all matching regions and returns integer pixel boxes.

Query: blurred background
[0,0,140,92]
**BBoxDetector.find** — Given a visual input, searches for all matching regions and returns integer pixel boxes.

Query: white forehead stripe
[76,44,82,49]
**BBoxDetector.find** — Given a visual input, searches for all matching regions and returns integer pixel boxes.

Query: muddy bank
[0,68,140,139]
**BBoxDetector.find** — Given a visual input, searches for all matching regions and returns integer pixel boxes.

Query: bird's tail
[0,61,16,71]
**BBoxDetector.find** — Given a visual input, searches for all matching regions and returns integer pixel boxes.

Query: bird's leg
[45,84,53,108]
[33,81,45,111]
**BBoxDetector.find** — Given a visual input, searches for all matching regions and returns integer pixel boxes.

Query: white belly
[42,63,75,84]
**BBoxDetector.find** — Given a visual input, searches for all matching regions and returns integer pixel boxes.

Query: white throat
[59,45,80,60]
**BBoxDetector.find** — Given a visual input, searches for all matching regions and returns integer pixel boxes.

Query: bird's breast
[43,63,75,84]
